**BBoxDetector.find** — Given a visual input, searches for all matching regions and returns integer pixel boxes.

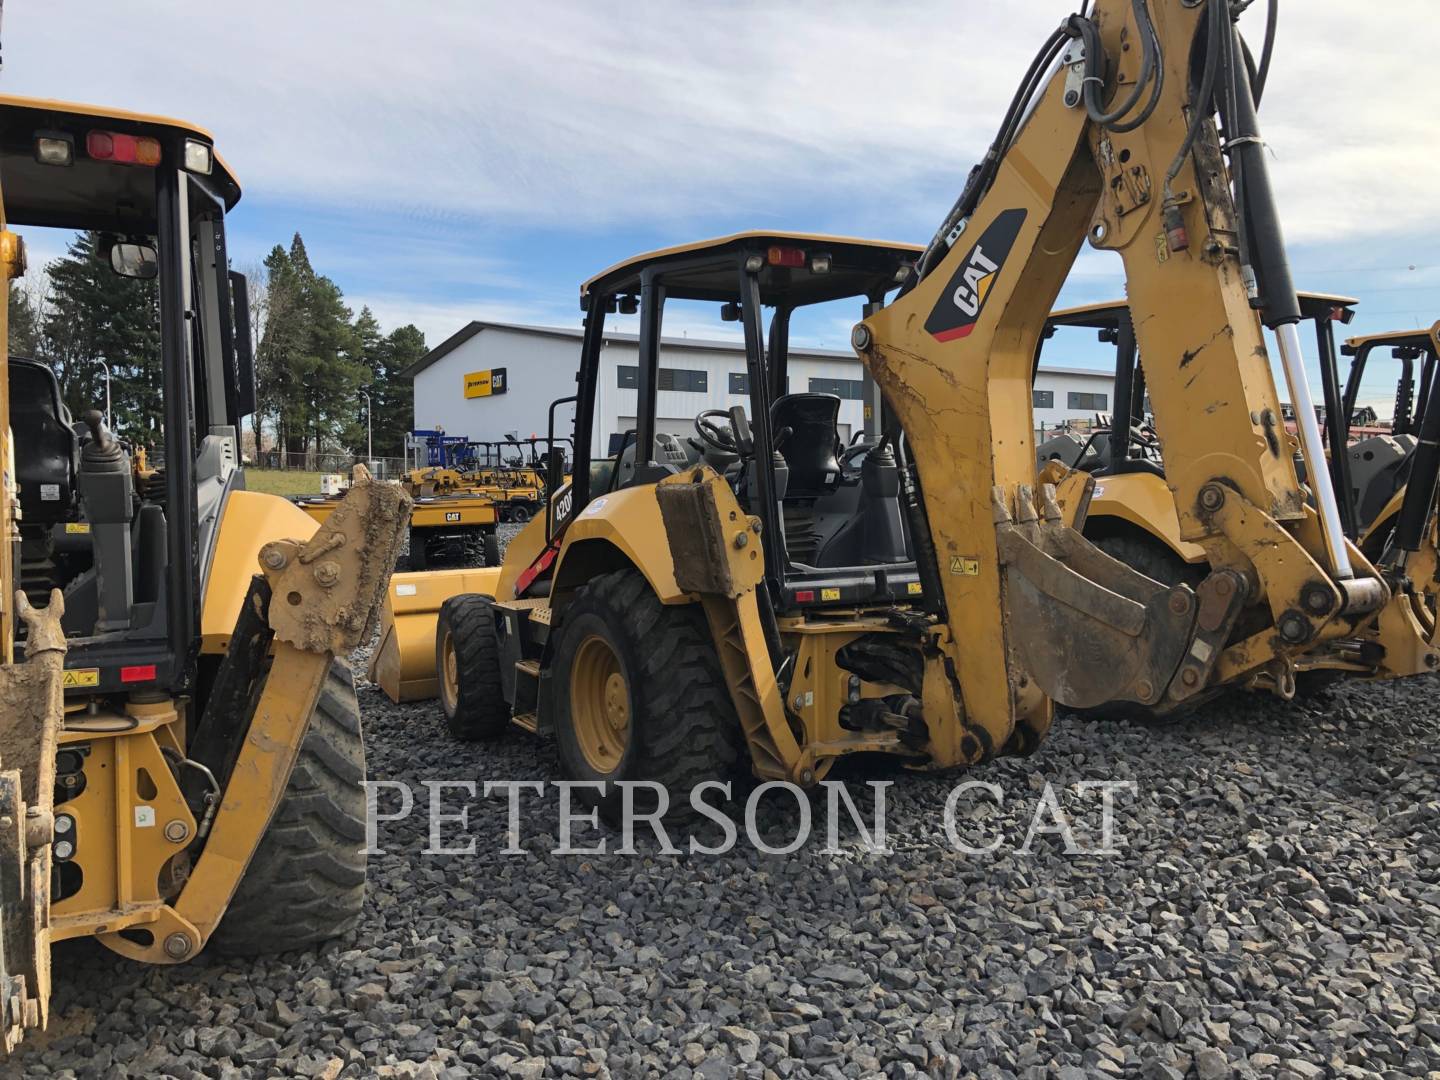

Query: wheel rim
[440,630,459,711]
[570,634,629,773]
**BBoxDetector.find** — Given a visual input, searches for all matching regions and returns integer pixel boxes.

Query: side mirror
[110,242,158,279]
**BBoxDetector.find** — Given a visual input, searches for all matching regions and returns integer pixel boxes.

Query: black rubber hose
[1166,0,1225,187]
[1079,0,1160,128]
[1254,0,1277,104]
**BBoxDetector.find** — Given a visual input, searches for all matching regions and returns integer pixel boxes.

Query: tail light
[86,130,162,166]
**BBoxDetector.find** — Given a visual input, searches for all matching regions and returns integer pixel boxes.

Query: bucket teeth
[991,485,1013,526]
[1015,484,1039,526]
[1039,483,1064,525]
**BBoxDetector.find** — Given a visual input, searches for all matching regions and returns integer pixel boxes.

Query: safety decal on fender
[924,208,1027,343]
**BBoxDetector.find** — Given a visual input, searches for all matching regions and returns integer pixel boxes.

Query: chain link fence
[250,449,407,479]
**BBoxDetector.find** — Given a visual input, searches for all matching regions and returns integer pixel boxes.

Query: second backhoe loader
[392,0,1440,814]
[0,96,408,1052]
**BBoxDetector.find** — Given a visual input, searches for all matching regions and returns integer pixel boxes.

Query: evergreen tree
[376,324,423,458]
[42,232,161,440]
[8,281,42,358]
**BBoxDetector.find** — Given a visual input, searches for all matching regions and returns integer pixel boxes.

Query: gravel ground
[11,528,1440,1079]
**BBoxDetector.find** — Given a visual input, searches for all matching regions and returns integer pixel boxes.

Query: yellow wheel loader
[0,97,408,1051]
[378,0,1440,814]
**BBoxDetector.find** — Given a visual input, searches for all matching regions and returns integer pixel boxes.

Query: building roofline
[403,319,1114,380]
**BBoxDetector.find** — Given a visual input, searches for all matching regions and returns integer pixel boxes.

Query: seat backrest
[771,393,842,499]
[10,357,76,523]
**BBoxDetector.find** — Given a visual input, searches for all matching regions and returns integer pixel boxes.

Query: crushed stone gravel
[12,527,1440,1079]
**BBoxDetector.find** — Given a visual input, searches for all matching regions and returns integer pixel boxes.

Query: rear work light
[35,131,74,166]
[86,130,162,166]
[767,246,806,268]
[183,138,213,175]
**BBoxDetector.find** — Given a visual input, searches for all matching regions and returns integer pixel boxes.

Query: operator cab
[1339,327,1440,535]
[0,95,251,695]
[1037,292,1359,498]
[560,232,923,611]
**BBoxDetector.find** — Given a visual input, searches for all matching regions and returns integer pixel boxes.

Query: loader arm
[853,0,1416,758]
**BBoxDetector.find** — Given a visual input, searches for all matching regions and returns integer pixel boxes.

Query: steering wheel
[694,409,738,453]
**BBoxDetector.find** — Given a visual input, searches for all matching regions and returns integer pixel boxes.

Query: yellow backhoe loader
[0,96,408,1051]
[1336,325,1440,544]
[379,0,1440,817]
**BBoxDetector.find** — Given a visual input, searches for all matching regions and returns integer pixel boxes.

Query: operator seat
[771,393,843,499]
[10,356,77,524]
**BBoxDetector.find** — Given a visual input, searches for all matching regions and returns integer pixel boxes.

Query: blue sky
[8,1,1438,409]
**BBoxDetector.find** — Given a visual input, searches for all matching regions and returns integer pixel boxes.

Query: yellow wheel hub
[571,634,630,773]
[440,630,458,710]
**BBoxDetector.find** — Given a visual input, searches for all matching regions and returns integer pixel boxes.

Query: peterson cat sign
[463,367,508,398]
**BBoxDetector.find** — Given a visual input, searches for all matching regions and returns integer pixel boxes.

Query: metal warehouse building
[405,321,1116,455]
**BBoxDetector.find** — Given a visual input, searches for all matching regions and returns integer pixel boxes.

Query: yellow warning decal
[821,587,841,601]
[65,522,91,534]
[907,581,923,595]
[63,668,100,688]
[949,556,980,576]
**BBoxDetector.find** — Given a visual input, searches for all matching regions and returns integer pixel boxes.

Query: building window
[1033,389,1054,409]
[729,372,749,394]
[617,365,638,389]
[1065,391,1105,411]
[809,377,864,400]
[658,367,707,392]
[1068,391,1108,410]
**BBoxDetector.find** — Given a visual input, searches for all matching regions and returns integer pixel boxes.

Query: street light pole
[359,390,373,467]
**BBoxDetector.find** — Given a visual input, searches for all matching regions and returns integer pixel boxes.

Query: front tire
[210,661,366,956]
[551,569,743,822]
[437,594,511,740]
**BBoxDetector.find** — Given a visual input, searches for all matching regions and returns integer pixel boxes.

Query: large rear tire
[552,569,743,823]
[210,661,366,956]
[437,594,511,740]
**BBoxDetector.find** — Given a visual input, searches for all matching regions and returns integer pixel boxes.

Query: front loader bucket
[995,484,1200,709]
[0,591,67,1052]
[369,567,503,703]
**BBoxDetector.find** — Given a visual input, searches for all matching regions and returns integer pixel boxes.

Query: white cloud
[11,1,1436,246]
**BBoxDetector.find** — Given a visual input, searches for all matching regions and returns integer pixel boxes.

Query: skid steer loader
[388,0,1440,816]
[0,96,408,1051]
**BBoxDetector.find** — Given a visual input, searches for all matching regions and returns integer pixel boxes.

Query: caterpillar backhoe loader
[0,96,408,1051]
[381,0,1440,815]
[1337,325,1440,540]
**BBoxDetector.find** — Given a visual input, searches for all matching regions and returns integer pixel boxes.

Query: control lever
[727,405,755,456]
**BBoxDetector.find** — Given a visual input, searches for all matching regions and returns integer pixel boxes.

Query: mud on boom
[390,0,1440,824]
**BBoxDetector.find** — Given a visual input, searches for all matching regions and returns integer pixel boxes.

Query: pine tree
[376,324,423,458]
[8,280,42,358]
[42,232,161,440]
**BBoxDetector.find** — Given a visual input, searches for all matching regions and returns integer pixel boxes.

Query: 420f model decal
[924,208,1027,343]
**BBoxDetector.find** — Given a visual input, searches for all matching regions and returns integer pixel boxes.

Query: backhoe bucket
[995,484,1200,709]
[369,567,502,703]
[0,591,67,1052]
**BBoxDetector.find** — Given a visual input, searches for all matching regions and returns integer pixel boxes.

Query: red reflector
[795,590,816,603]
[767,245,805,268]
[121,664,157,683]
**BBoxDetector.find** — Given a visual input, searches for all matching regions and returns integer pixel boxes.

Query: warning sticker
[821,587,841,602]
[63,668,100,688]
[907,582,923,595]
[65,522,91,534]
[40,484,60,502]
[949,556,980,576]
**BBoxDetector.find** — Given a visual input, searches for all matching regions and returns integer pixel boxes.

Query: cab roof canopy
[581,231,922,309]
[1048,291,1360,331]
[0,95,240,233]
